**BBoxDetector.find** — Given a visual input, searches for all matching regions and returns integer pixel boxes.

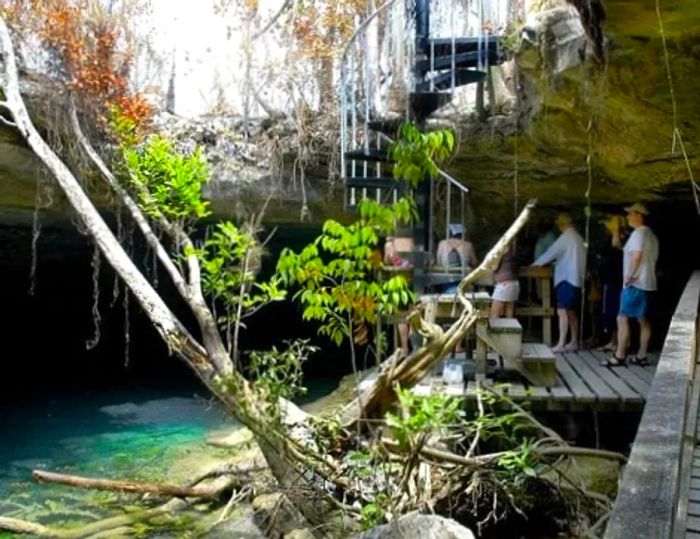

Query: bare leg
[505,301,515,318]
[615,315,630,359]
[490,300,505,319]
[565,309,579,350]
[638,317,652,359]
[552,308,569,352]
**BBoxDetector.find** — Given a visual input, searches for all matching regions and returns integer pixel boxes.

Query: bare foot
[563,343,578,352]
[551,345,565,353]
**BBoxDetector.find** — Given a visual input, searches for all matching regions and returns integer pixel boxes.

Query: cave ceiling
[1,0,699,227]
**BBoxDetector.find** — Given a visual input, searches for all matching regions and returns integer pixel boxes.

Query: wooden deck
[408,349,657,411]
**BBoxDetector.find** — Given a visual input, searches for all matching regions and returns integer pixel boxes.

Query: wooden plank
[562,352,618,402]
[577,350,642,402]
[523,384,551,401]
[690,490,700,503]
[688,516,700,532]
[549,374,574,401]
[689,502,700,517]
[685,532,700,539]
[590,350,651,397]
[628,363,654,383]
[505,383,528,400]
[555,354,595,403]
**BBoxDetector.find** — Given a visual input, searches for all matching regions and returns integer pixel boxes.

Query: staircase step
[415,50,500,73]
[521,343,556,363]
[420,36,501,56]
[367,117,407,135]
[345,148,393,163]
[409,91,453,119]
[416,69,487,92]
[345,176,397,189]
[488,318,522,334]
[519,343,557,387]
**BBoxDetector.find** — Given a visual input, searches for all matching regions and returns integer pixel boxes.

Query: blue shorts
[556,281,581,310]
[619,286,649,318]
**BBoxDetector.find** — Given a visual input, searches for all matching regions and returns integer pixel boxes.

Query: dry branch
[33,470,229,499]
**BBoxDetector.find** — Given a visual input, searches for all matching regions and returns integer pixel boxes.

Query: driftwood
[32,470,232,499]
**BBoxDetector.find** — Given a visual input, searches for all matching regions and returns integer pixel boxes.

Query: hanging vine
[85,241,102,350]
[655,0,700,214]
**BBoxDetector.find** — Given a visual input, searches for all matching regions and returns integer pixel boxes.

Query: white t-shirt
[533,227,585,288]
[623,225,659,291]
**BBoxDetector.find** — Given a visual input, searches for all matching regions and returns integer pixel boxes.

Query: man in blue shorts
[606,203,659,366]
[533,213,585,352]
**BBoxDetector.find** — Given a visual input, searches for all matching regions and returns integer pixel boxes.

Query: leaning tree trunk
[0,15,323,505]
[0,14,540,529]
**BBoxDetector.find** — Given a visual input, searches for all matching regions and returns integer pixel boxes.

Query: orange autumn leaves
[1,0,152,134]
[291,0,367,59]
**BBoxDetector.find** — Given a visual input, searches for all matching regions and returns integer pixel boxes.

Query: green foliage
[390,122,455,187]
[192,221,286,321]
[249,339,317,403]
[121,135,211,222]
[276,198,416,347]
[360,492,391,530]
[385,387,464,447]
[497,439,539,483]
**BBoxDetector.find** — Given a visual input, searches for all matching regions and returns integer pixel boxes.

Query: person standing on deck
[532,213,585,353]
[490,241,519,319]
[605,203,659,367]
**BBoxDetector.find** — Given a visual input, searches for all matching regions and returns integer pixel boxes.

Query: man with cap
[605,202,659,366]
[532,213,585,353]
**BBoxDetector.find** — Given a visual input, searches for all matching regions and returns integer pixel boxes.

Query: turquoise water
[0,386,234,530]
[0,378,338,534]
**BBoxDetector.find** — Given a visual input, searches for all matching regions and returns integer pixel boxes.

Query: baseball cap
[554,213,572,225]
[624,202,650,215]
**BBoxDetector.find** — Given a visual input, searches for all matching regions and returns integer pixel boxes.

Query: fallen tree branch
[33,470,228,498]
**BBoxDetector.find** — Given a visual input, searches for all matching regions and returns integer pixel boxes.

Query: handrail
[604,270,700,539]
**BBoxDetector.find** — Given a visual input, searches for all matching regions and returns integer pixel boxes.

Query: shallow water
[0,378,338,535]
[0,385,236,532]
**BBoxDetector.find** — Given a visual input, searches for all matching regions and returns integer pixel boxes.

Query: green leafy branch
[390,122,455,187]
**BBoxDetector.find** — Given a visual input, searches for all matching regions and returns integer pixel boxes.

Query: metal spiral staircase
[339,0,507,289]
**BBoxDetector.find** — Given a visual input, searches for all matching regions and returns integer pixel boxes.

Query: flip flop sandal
[630,356,649,366]
[601,354,627,367]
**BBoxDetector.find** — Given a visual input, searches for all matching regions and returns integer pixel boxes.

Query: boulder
[204,511,266,539]
[354,513,475,539]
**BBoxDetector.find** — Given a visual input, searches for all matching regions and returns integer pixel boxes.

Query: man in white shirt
[532,213,585,352]
[607,202,659,366]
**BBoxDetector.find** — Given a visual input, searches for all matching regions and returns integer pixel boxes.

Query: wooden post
[542,276,552,346]
[474,317,488,381]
